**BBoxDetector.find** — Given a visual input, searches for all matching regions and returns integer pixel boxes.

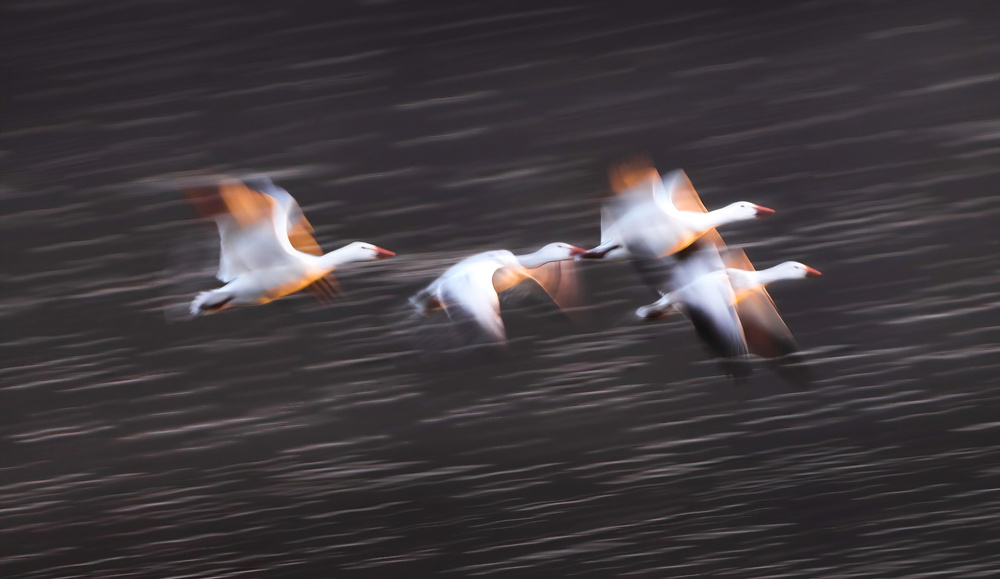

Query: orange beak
[804,266,822,277]
[754,205,776,217]
[375,247,396,260]
[569,246,587,256]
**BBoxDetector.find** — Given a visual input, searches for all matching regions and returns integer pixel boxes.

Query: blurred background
[3,0,1000,576]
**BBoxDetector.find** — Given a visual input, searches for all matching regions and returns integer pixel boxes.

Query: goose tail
[190,290,234,316]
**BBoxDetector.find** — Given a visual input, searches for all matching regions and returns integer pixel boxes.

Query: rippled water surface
[3,1,1000,576]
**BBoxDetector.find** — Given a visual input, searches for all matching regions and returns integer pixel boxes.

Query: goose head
[536,242,587,261]
[517,242,586,268]
[342,241,397,261]
[770,261,822,279]
[721,201,775,221]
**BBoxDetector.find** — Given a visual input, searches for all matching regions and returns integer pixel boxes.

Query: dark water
[3,1,1000,576]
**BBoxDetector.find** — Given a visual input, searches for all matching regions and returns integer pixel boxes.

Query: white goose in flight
[580,167,773,260]
[410,243,585,343]
[637,260,821,320]
[185,178,394,315]
[630,232,820,385]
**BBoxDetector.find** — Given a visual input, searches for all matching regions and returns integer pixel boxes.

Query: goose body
[581,169,773,260]
[410,243,584,342]
[185,178,394,315]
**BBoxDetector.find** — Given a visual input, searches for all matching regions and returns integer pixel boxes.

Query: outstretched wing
[662,170,707,214]
[608,156,660,195]
[722,248,795,357]
[524,259,581,317]
[243,177,323,257]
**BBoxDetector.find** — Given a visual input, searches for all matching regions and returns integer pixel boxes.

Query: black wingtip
[578,244,621,260]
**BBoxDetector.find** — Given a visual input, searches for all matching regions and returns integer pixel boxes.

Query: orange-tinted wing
[288,216,322,256]
[287,211,334,300]
[722,248,798,360]
[302,274,342,303]
[184,182,274,226]
[527,260,581,315]
[218,182,274,226]
[662,169,707,214]
[608,156,660,195]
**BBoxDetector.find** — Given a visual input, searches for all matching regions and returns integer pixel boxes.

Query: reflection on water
[3,0,1000,576]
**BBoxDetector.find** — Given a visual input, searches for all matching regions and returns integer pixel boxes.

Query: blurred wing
[734,287,811,387]
[606,187,666,255]
[218,182,274,226]
[734,288,796,359]
[662,170,707,214]
[441,265,506,343]
[608,156,660,194]
[287,219,322,256]
[243,177,323,256]
[679,277,749,362]
[185,182,272,225]
[608,170,716,259]
[722,247,811,387]
[185,182,277,282]
[301,274,342,303]
[525,260,581,314]
[721,247,790,357]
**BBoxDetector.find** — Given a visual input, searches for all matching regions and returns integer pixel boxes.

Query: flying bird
[631,230,820,385]
[184,177,394,316]
[580,167,773,260]
[410,243,585,343]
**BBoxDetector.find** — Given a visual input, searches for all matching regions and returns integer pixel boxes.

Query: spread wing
[722,248,795,357]
[524,259,581,315]
[243,177,323,257]
[662,170,707,214]
[608,156,660,195]
[606,185,668,256]
[604,159,666,253]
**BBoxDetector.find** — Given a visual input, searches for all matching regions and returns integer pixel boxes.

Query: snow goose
[630,232,820,385]
[410,243,585,343]
[580,167,773,260]
[184,178,394,315]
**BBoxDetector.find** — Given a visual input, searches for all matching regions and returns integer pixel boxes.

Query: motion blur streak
[3,0,1000,577]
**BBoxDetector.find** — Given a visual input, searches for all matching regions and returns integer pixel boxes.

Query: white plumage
[410,243,584,343]
[185,178,394,316]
